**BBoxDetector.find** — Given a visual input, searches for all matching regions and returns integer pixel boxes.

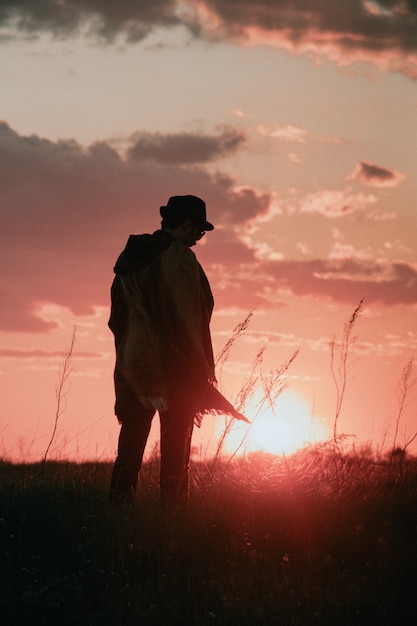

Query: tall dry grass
[2,451,417,625]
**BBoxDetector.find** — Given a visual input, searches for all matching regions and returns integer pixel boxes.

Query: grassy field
[1,449,417,625]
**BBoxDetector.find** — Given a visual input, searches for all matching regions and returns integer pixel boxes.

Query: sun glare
[219,389,329,456]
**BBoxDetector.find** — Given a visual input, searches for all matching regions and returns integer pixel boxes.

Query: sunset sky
[1,0,416,462]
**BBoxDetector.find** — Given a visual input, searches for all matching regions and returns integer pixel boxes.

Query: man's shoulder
[114,232,174,274]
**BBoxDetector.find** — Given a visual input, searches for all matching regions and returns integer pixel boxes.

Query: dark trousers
[109,394,194,505]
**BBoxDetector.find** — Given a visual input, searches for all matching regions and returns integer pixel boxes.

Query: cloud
[347,161,406,188]
[0,123,414,333]
[127,127,246,164]
[297,188,378,218]
[0,0,180,41]
[193,0,417,77]
[0,122,269,331]
[204,233,417,311]
[262,258,417,306]
[257,123,348,148]
[257,124,308,143]
[329,242,373,262]
[1,1,416,77]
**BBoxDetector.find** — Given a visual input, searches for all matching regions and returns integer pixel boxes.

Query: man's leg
[159,407,194,504]
[109,401,154,504]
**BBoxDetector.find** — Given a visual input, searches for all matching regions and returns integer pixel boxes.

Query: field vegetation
[2,305,416,624]
[1,449,417,625]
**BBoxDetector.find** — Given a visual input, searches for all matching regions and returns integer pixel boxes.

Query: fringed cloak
[109,231,248,423]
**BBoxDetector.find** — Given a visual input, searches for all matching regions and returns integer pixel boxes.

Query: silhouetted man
[108,195,246,505]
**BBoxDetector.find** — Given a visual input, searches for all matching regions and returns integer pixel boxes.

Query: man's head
[160,195,214,230]
[160,195,214,247]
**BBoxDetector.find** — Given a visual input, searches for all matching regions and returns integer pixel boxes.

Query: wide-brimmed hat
[160,195,214,230]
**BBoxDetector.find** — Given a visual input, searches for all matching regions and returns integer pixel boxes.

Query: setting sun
[219,389,329,456]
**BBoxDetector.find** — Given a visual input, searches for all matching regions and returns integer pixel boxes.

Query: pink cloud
[188,1,417,78]
[262,258,417,307]
[0,123,270,331]
[257,124,308,143]
[1,123,414,333]
[347,161,406,188]
[297,188,378,217]
[205,252,417,312]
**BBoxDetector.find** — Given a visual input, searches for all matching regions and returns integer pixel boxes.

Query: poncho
[109,230,248,423]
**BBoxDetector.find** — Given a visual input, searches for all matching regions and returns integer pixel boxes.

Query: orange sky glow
[0,0,416,463]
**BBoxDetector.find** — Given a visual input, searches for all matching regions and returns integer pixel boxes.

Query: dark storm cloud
[0,0,179,41]
[1,1,416,74]
[128,128,246,164]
